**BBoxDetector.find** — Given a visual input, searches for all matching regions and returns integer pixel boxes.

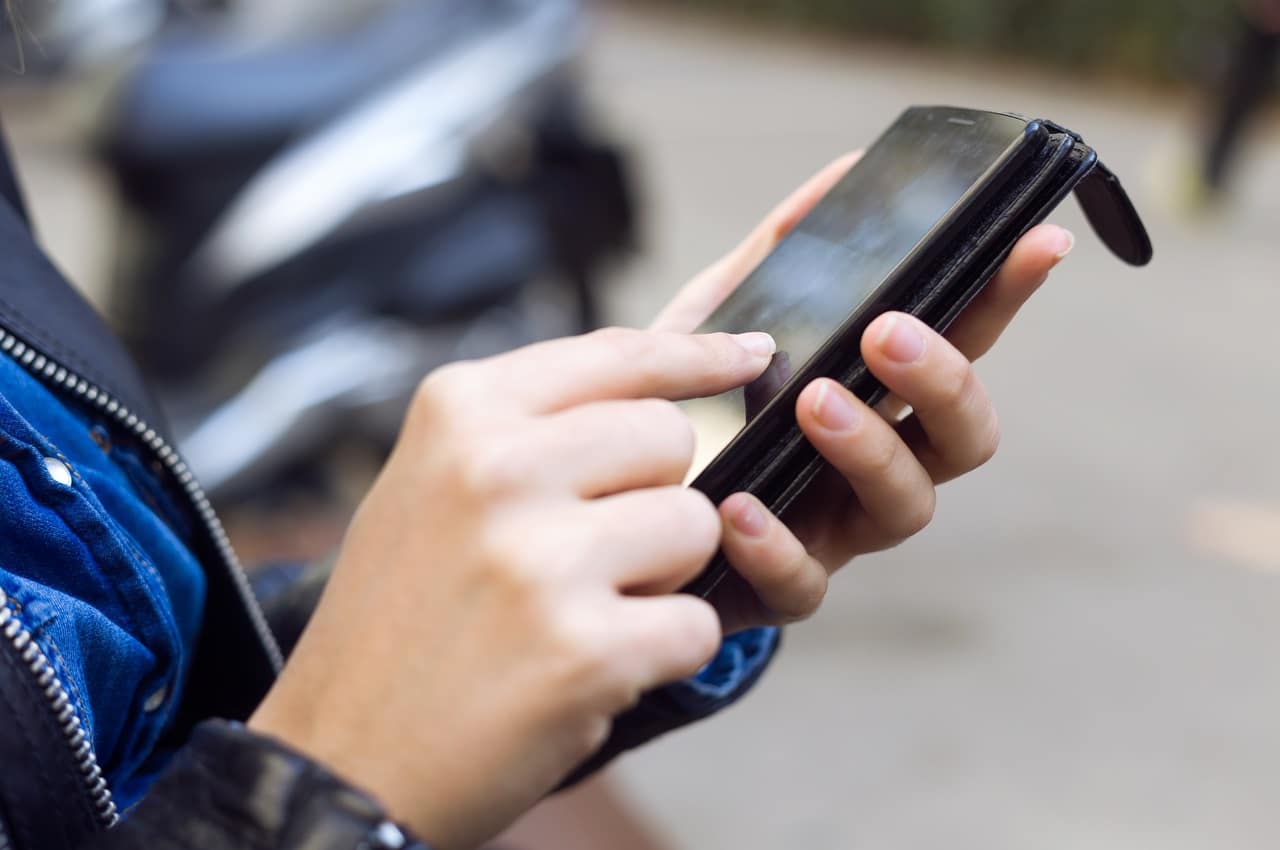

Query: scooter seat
[104,0,514,164]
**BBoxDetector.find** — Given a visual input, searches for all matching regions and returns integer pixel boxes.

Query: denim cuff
[662,626,780,714]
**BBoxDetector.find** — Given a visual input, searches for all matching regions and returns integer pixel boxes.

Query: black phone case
[684,110,1152,599]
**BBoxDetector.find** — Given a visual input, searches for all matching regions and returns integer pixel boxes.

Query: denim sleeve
[559,627,780,787]
[662,627,780,713]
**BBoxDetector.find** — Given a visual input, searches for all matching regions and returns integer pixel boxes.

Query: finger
[652,152,862,333]
[864,224,1069,432]
[943,223,1074,360]
[577,487,721,593]
[861,313,999,483]
[485,328,776,413]
[796,378,937,549]
[458,399,696,498]
[532,399,697,497]
[612,595,722,691]
[720,492,828,624]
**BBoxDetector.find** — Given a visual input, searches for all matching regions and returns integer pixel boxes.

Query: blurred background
[3,0,1280,848]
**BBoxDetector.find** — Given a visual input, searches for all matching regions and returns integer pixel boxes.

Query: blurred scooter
[11,5,664,849]
[95,0,635,507]
[0,0,238,80]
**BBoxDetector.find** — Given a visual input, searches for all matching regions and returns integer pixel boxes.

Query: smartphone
[681,106,1151,598]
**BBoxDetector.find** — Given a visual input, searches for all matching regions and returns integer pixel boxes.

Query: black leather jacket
[0,127,771,850]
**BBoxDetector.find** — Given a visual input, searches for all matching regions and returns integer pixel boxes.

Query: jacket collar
[0,126,26,227]
[0,128,280,728]
[0,128,171,435]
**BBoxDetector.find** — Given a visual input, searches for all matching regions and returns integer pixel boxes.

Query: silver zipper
[0,586,118,827]
[0,330,285,828]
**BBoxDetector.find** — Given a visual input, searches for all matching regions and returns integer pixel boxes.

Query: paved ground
[7,4,1280,848]
[583,6,1280,850]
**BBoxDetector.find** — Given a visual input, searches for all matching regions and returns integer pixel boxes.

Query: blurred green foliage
[652,0,1239,79]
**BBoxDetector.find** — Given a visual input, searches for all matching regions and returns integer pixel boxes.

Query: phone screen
[684,107,1029,481]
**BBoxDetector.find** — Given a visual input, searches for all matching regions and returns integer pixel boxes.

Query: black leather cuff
[98,721,429,850]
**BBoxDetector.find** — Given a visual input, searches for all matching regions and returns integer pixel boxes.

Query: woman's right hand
[249,327,776,850]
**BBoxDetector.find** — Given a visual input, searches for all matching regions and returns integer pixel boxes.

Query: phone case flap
[1073,161,1153,266]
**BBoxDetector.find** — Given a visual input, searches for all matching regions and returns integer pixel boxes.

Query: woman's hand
[249,328,776,850]
[249,152,1071,848]
[654,154,1076,633]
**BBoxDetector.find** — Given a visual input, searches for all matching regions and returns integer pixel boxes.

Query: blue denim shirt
[0,353,205,808]
[0,351,778,813]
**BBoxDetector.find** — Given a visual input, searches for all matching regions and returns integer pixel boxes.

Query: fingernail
[876,315,925,364]
[733,332,776,358]
[729,494,769,538]
[812,380,859,431]
[1054,228,1076,261]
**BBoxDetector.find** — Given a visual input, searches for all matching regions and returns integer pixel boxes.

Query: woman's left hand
[652,153,1076,634]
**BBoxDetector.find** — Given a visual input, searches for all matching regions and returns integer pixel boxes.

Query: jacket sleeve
[75,630,776,850]
[84,722,432,850]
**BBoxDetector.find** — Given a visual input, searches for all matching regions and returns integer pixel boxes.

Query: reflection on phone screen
[683,107,1028,482]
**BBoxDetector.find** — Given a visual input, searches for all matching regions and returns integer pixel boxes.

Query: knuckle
[591,327,663,382]
[547,610,610,682]
[793,577,830,621]
[861,433,902,479]
[645,599,720,680]
[418,361,467,401]
[782,567,828,623]
[572,715,613,759]
[563,641,643,717]
[933,358,978,411]
[475,523,541,591]
[413,362,473,421]
[707,331,746,363]
[602,679,644,716]
[894,490,937,539]
[640,399,696,465]
[455,436,526,500]
[974,411,1002,468]
[674,489,722,555]
[707,331,761,378]
[592,326,647,359]
[675,601,722,668]
[766,550,828,622]
[589,325,635,345]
